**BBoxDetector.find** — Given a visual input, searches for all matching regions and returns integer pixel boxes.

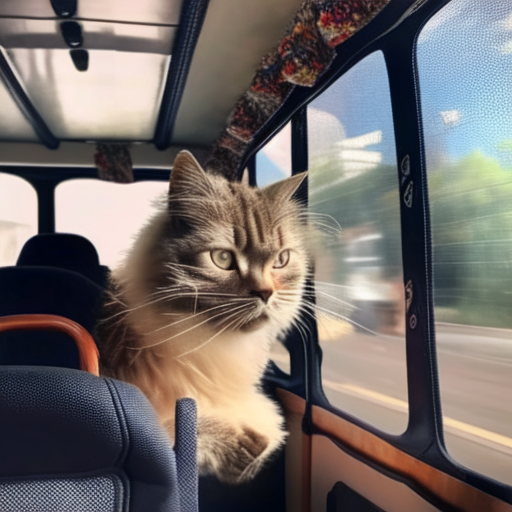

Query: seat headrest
[0,266,103,330]
[17,233,101,267]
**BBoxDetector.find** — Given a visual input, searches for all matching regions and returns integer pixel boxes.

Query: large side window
[56,179,167,268]
[308,51,407,433]
[0,173,37,266]
[417,0,512,485]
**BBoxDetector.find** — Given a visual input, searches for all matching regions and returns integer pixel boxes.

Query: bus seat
[0,365,198,512]
[0,266,103,369]
[17,233,110,288]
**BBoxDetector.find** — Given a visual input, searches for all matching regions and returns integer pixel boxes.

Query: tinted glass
[0,173,37,266]
[418,0,512,485]
[308,51,407,433]
[256,121,292,187]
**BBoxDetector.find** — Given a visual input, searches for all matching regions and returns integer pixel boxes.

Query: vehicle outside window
[418,0,512,485]
[56,179,168,268]
[0,173,37,266]
[308,51,408,434]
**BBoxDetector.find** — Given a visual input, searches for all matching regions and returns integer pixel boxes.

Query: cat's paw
[197,418,272,484]
[222,426,269,484]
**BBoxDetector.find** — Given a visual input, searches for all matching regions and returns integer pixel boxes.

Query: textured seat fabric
[17,233,109,287]
[175,398,198,512]
[0,366,198,512]
[0,266,103,368]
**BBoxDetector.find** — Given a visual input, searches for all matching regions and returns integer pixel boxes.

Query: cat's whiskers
[145,300,247,335]
[175,304,254,359]
[298,301,380,337]
[130,302,254,350]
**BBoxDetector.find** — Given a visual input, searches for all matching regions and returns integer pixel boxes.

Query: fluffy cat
[96,151,309,483]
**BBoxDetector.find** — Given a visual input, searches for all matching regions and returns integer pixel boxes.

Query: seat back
[16,233,110,287]
[0,266,103,368]
[0,366,198,512]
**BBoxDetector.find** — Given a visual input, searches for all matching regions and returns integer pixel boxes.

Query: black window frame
[250,0,512,505]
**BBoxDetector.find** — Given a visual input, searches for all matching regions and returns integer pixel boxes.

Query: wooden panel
[277,388,512,512]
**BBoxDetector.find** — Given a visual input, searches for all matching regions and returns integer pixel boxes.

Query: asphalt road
[270,322,512,487]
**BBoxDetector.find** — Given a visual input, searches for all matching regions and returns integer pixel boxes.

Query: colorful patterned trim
[94,143,134,183]
[205,0,390,181]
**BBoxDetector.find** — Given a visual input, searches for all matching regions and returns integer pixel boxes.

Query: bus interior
[1,0,512,511]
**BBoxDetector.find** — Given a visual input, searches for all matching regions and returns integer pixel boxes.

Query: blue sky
[258,0,512,184]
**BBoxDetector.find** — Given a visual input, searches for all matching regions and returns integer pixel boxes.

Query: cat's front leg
[197,417,269,484]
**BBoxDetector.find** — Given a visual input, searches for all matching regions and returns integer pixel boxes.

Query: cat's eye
[211,249,235,270]
[273,250,290,269]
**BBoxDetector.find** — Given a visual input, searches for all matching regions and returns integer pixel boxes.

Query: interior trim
[301,432,312,512]
[153,0,210,149]
[0,314,99,375]
[277,388,312,512]
[313,405,512,512]
[276,389,512,512]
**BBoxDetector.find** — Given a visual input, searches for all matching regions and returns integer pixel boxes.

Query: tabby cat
[96,151,309,483]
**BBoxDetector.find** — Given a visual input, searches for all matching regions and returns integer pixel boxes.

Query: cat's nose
[250,289,273,303]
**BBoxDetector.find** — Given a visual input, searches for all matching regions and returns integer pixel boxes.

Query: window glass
[0,173,37,266]
[418,0,512,485]
[56,179,168,268]
[308,51,407,433]
[256,121,292,187]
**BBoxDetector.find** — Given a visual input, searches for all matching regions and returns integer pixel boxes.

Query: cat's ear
[169,150,212,197]
[263,172,307,203]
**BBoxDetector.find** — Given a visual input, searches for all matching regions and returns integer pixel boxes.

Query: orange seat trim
[0,314,99,376]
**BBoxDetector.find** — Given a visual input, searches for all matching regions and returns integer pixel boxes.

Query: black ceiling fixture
[50,0,88,72]
[60,21,83,48]
[50,0,77,18]
[70,49,89,72]
[153,0,211,150]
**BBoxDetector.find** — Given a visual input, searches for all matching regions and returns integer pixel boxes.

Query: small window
[56,179,168,268]
[418,0,512,486]
[0,173,37,266]
[256,121,292,186]
[308,51,407,434]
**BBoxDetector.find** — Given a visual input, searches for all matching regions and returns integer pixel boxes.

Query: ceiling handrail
[0,47,59,150]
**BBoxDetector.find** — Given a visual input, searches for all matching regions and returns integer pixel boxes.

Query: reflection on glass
[256,122,292,187]
[0,174,38,266]
[418,0,512,485]
[56,180,168,268]
[308,51,407,434]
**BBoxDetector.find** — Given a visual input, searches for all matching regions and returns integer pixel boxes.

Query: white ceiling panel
[0,0,182,25]
[0,80,39,142]
[0,19,176,54]
[7,48,170,140]
[173,0,305,145]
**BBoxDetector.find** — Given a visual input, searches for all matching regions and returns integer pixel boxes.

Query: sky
[258,0,512,185]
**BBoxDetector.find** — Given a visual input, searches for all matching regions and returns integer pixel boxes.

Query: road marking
[322,379,512,452]
[270,353,512,452]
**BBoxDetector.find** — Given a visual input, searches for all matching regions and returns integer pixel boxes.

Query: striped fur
[96,151,309,483]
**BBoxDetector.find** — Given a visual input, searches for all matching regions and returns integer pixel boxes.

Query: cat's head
[147,151,309,337]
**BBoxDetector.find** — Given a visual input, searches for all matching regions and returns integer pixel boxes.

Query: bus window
[308,51,408,434]
[0,173,37,266]
[418,0,512,485]
[256,121,292,187]
[56,179,167,268]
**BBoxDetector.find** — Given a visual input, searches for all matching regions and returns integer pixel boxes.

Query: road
[270,322,512,487]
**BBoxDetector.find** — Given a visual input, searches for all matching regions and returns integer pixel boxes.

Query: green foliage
[429,151,512,328]
[309,150,512,329]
